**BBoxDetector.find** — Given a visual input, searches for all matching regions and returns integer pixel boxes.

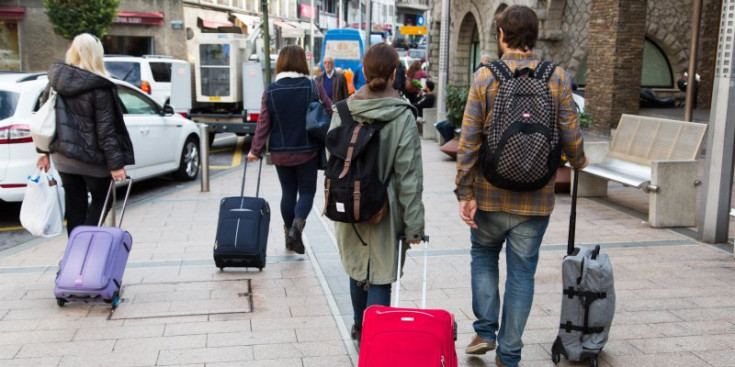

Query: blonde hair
[65,33,108,76]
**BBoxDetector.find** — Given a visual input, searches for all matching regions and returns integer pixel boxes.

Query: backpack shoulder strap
[485,60,513,83]
[534,61,557,84]
[336,100,355,126]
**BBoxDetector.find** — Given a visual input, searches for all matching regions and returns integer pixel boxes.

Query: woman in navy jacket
[247,45,332,254]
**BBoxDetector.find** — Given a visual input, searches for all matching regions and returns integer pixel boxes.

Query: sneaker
[465,334,496,355]
[495,356,506,367]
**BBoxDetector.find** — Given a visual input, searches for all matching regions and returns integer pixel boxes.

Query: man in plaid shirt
[455,5,587,367]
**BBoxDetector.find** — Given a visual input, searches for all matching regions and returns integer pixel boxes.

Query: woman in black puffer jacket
[37,33,134,235]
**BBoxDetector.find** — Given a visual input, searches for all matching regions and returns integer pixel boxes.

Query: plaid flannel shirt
[455,52,588,216]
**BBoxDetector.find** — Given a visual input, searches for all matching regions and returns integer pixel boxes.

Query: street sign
[400,26,427,35]
[305,51,313,61]
[417,16,425,26]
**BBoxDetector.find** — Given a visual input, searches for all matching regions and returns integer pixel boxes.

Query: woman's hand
[111,168,126,182]
[36,154,50,172]
[246,152,259,162]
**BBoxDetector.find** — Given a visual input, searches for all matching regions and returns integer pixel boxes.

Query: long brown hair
[275,45,310,75]
[362,43,399,92]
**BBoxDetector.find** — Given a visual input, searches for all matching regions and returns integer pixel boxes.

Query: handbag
[20,168,65,238]
[306,80,331,145]
[30,88,57,152]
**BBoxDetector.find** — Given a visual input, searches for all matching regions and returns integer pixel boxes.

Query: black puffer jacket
[47,63,135,170]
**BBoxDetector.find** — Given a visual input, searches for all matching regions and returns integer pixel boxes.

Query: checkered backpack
[481,60,561,191]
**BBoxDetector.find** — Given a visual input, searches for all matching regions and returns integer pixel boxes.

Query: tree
[44,0,122,40]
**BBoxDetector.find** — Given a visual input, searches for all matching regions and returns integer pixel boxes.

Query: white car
[0,72,201,203]
[104,55,189,106]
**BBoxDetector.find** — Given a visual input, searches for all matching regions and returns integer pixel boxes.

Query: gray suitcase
[551,170,615,367]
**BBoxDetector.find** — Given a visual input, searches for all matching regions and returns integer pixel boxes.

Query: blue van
[321,29,366,90]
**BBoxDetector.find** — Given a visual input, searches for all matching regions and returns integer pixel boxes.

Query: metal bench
[575,114,707,227]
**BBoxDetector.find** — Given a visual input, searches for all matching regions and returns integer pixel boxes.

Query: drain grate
[110,278,252,320]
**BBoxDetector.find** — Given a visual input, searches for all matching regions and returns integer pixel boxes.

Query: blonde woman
[36,33,134,235]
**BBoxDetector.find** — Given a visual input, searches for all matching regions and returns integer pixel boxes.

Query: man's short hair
[425,80,435,92]
[495,5,538,52]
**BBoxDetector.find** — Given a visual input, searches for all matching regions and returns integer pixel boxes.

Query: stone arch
[646,23,688,79]
[449,12,481,86]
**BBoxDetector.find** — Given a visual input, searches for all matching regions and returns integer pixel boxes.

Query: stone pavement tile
[0,357,62,367]
[302,355,353,367]
[16,340,115,358]
[647,321,735,338]
[602,352,710,367]
[629,335,730,353]
[113,334,207,353]
[695,349,735,367]
[288,302,331,317]
[206,329,296,348]
[0,344,20,359]
[208,359,303,367]
[157,346,254,365]
[121,315,208,326]
[250,316,335,331]
[0,328,76,345]
[164,320,252,336]
[669,307,735,322]
[58,350,160,367]
[73,324,165,341]
[295,326,342,342]
[613,310,683,325]
[2,305,93,321]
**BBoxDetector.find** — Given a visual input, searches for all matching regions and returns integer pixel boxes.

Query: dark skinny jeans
[350,278,392,327]
[58,172,110,236]
[274,156,318,227]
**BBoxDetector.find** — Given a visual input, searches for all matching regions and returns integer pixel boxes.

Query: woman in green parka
[327,43,425,343]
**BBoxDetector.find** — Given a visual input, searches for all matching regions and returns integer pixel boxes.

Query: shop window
[641,38,673,88]
[103,36,154,57]
[0,20,20,71]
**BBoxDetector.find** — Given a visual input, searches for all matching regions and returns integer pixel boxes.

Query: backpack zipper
[441,355,446,366]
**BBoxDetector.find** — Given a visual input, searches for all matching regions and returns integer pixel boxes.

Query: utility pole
[262,0,271,85]
[684,0,703,122]
[364,0,372,48]
[310,0,315,69]
[436,0,450,119]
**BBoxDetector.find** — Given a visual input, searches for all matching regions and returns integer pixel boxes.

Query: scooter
[639,88,677,108]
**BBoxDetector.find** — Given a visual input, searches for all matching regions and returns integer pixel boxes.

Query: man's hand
[37,154,50,172]
[459,199,478,229]
[406,237,422,245]
[246,152,259,162]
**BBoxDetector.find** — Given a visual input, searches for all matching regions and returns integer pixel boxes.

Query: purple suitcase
[54,179,133,308]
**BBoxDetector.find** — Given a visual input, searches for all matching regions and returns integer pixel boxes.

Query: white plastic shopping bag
[20,169,65,237]
[30,89,56,152]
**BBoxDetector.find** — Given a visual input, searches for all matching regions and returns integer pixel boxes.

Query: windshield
[0,90,20,121]
[105,61,142,87]
[408,50,425,59]
[324,40,361,61]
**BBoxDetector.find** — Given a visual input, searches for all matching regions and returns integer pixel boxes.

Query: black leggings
[58,172,111,236]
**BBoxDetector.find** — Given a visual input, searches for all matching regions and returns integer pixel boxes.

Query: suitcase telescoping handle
[239,157,264,198]
[98,176,133,228]
[567,168,579,256]
[394,235,430,309]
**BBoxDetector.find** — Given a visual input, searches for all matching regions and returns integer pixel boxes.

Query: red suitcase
[358,236,458,367]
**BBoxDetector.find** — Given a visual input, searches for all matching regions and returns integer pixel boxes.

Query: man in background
[316,56,349,102]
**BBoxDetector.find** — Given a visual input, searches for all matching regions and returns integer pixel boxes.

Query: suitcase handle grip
[98,177,134,228]
[394,235,430,309]
[239,158,264,199]
[568,168,579,256]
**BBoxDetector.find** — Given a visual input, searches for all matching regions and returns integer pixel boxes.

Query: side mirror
[162,104,175,116]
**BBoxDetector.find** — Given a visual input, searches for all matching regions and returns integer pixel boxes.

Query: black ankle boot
[351,324,362,343]
[288,218,306,254]
[284,226,293,251]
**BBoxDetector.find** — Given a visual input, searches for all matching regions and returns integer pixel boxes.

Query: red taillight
[249,113,260,122]
[140,80,152,94]
[0,125,32,144]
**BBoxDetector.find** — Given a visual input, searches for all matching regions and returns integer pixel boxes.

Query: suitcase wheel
[589,357,598,367]
[219,267,225,271]
[259,268,263,272]
[111,292,120,309]
[56,298,66,307]
[552,353,560,364]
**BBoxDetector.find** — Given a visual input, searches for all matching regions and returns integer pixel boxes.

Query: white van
[104,55,189,106]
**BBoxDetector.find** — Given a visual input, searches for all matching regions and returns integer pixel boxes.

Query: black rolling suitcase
[214,158,270,271]
[551,169,616,367]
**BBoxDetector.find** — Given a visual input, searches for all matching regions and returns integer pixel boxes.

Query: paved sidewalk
[0,136,733,366]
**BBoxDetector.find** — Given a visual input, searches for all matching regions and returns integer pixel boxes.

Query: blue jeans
[349,278,392,327]
[470,210,550,367]
[274,156,318,227]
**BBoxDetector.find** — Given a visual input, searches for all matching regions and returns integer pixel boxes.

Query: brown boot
[284,226,293,251]
[288,218,306,254]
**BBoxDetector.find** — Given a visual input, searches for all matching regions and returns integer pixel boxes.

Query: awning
[273,20,303,38]
[114,11,164,26]
[232,13,260,33]
[0,6,25,19]
[198,17,235,29]
[294,22,324,38]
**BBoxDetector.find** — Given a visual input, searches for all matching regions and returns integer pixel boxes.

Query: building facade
[426,0,720,132]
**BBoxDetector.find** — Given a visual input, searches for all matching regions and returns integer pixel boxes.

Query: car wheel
[174,136,200,181]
